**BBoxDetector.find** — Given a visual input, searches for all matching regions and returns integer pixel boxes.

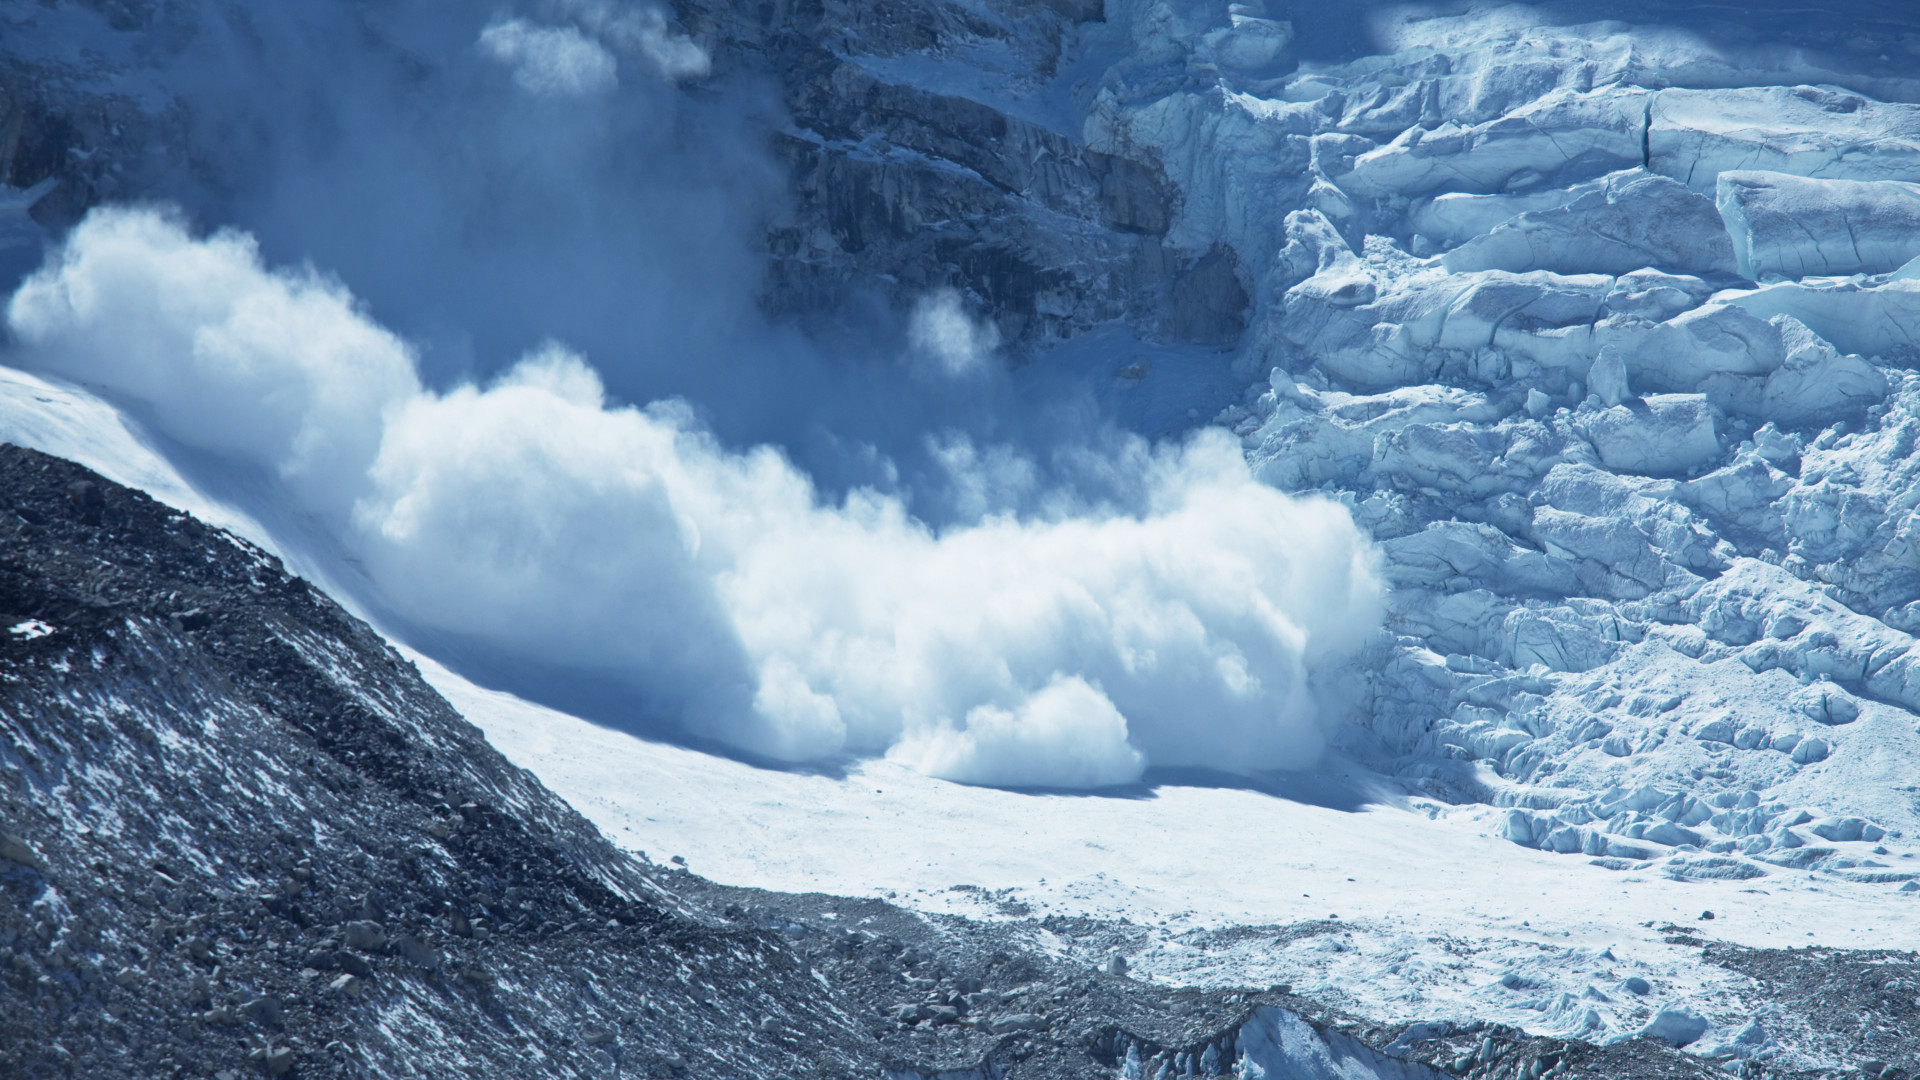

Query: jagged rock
[240,996,284,1028]
[390,934,442,970]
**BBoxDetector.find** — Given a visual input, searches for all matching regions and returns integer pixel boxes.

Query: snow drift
[4,207,1384,786]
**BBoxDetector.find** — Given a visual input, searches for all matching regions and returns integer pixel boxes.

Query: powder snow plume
[5,207,1384,787]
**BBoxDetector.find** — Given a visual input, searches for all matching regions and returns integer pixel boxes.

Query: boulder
[987,1012,1047,1034]
[1639,1006,1710,1047]
[342,920,386,951]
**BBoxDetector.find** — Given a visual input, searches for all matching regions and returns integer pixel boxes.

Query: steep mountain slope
[5,0,1920,1074]
[11,439,1891,1080]
[0,441,1619,1080]
[0,442,894,1078]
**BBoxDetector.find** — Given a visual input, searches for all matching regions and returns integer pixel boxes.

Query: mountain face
[1,443,1783,1080]
[691,0,1920,892]
[0,443,887,1078]
[6,0,1920,1075]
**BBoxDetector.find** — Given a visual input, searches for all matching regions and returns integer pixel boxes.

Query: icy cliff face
[1046,3,1920,884]
[712,0,1920,877]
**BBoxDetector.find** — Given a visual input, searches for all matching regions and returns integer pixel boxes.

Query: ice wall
[1077,1,1920,887]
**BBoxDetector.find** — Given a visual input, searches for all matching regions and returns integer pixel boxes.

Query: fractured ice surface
[1080,0,1920,908]
[1718,171,1920,280]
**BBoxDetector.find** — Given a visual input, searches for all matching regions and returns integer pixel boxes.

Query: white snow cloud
[479,19,621,98]
[563,1,710,82]
[908,289,1001,379]
[478,3,708,96]
[4,208,418,514]
[5,208,1386,787]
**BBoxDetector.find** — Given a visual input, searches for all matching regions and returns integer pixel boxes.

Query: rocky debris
[1704,944,1920,1076]
[339,920,384,951]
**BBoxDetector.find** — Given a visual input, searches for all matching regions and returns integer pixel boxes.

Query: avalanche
[4,0,1920,1072]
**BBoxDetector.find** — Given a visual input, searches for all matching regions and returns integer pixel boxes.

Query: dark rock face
[0,0,1226,351]
[713,0,1219,350]
[0,444,892,1078]
[754,29,1187,346]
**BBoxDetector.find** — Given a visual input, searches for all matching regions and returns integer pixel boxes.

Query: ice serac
[1649,85,1920,193]
[1337,86,1651,200]
[1443,170,1734,277]
[1055,1,1920,917]
[1718,171,1920,280]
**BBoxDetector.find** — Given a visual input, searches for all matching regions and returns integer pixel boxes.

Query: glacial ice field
[6,0,1920,1071]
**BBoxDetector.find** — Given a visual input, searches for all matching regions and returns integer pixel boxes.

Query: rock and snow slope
[5,0,1920,1074]
[11,443,1557,1080]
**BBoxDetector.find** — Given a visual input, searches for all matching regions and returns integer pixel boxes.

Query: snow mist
[6,208,1383,787]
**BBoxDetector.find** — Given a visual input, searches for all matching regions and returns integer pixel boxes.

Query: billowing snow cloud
[6,208,1384,787]
[908,289,1001,379]
[479,19,621,98]
[479,3,708,96]
[565,1,710,82]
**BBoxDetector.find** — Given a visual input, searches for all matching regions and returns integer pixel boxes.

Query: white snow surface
[425,650,1917,1068]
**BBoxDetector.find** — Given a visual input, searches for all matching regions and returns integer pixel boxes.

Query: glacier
[1056,1,1920,896]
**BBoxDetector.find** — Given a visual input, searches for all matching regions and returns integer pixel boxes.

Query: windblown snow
[1,209,1383,785]
[5,0,1920,1071]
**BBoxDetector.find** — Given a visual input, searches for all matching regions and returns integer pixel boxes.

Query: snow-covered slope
[7,0,1920,1073]
[428,645,1919,1070]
